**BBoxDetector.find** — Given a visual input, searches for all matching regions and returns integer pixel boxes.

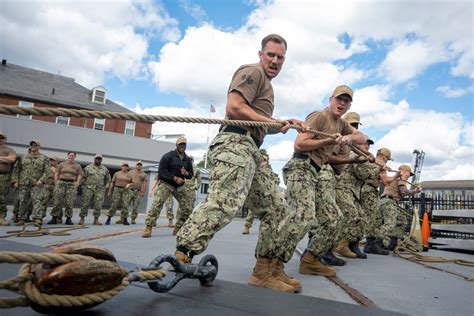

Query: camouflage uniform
[52,181,78,219]
[376,197,407,240]
[279,156,319,262]
[175,166,201,229]
[306,164,344,256]
[80,164,111,218]
[0,174,11,219]
[165,195,174,220]
[244,208,255,228]
[127,189,141,219]
[336,156,380,242]
[360,172,382,238]
[11,153,50,221]
[176,132,291,259]
[108,188,131,218]
[40,164,58,218]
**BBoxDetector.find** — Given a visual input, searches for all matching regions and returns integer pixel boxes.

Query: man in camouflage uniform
[173,155,201,235]
[106,162,133,225]
[242,149,276,235]
[126,161,148,225]
[11,140,50,225]
[40,157,59,219]
[148,174,175,227]
[281,86,367,278]
[143,137,194,236]
[174,34,307,293]
[0,132,17,226]
[79,154,111,225]
[50,151,83,225]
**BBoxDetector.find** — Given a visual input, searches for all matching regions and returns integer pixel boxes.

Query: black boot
[105,216,111,225]
[65,217,74,225]
[321,250,346,266]
[25,216,32,223]
[47,217,58,225]
[123,217,130,225]
[365,237,389,255]
[387,236,398,251]
[349,240,367,259]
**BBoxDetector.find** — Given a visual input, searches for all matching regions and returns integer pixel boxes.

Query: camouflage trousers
[0,174,10,218]
[244,208,255,228]
[175,186,196,229]
[108,187,131,218]
[360,184,382,238]
[279,157,319,262]
[376,197,407,240]
[127,189,142,220]
[12,187,23,216]
[18,184,44,220]
[165,195,174,220]
[52,181,77,218]
[145,182,193,227]
[176,132,291,259]
[40,184,57,218]
[80,185,106,218]
[336,186,366,242]
[306,164,344,256]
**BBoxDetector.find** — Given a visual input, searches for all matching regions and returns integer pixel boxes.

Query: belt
[292,153,321,173]
[222,126,262,148]
[60,179,75,183]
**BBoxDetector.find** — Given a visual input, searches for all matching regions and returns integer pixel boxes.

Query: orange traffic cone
[421,211,430,251]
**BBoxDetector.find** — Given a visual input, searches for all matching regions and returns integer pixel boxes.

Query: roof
[0,61,132,113]
[419,180,474,190]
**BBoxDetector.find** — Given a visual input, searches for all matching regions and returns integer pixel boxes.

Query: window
[94,118,105,131]
[18,101,33,119]
[125,120,135,136]
[92,87,107,104]
[56,116,69,125]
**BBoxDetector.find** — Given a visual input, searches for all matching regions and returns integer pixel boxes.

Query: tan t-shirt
[382,179,405,201]
[0,145,16,173]
[129,169,149,190]
[226,63,274,144]
[112,171,132,188]
[58,161,83,181]
[46,166,57,185]
[303,108,353,167]
[331,144,351,175]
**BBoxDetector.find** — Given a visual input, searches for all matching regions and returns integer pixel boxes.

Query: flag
[210,104,216,113]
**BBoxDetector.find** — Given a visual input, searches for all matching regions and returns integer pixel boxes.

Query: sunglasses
[336,96,352,104]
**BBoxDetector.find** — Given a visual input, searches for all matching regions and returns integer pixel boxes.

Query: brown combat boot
[116,217,124,224]
[78,216,85,225]
[93,217,102,225]
[142,226,152,238]
[242,226,250,235]
[248,257,296,293]
[299,252,336,277]
[172,227,179,236]
[0,217,10,226]
[335,239,357,258]
[131,218,136,224]
[15,220,26,226]
[175,251,191,264]
[168,219,174,227]
[33,218,43,225]
[272,259,302,293]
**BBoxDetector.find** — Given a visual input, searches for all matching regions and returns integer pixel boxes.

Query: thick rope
[0,251,166,309]
[0,104,370,158]
[0,223,88,238]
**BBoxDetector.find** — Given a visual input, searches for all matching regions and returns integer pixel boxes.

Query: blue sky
[1,0,473,181]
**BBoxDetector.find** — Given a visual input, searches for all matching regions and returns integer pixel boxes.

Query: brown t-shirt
[46,166,57,185]
[225,63,274,144]
[302,108,353,167]
[382,179,406,201]
[129,169,149,190]
[112,170,133,188]
[331,144,351,175]
[58,161,83,181]
[0,145,16,173]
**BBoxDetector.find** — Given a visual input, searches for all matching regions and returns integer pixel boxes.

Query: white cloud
[0,0,180,87]
[179,0,208,23]
[436,85,474,98]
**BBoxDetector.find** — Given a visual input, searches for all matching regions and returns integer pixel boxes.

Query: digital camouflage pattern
[145,181,193,227]
[41,184,56,217]
[127,189,141,219]
[11,153,50,220]
[306,164,343,256]
[244,208,255,228]
[376,197,408,240]
[165,195,174,220]
[80,164,111,218]
[174,166,201,229]
[0,174,10,218]
[176,132,291,260]
[280,157,319,262]
[52,181,77,218]
[108,187,131,218]
[336,156,380,241]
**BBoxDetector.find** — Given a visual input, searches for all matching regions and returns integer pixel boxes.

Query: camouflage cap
[377,148,393,160]
[94,154,103,159]
[399,164,415,176]
[176,136,187,144]
[332,85,353,101]
[0,132,5,140]
[29,139,41,147]
[343,112,361,125]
